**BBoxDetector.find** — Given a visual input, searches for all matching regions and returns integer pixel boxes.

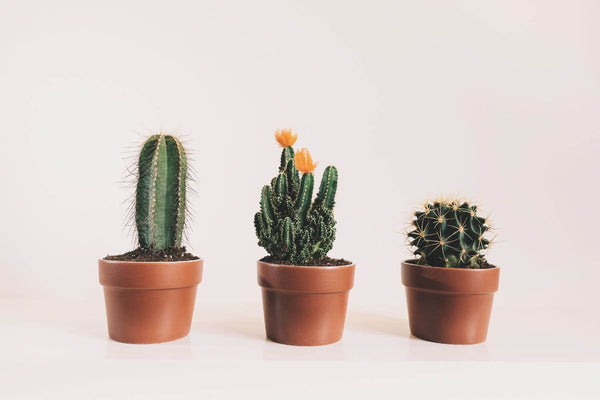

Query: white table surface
[1,298,598,399]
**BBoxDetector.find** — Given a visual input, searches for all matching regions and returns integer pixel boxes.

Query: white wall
[1,0,599,309]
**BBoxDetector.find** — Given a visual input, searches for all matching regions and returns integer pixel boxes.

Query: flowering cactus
[254,130,338,264]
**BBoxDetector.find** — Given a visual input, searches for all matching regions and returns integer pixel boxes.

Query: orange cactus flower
[294,148,317,174]
[274,129,298,147]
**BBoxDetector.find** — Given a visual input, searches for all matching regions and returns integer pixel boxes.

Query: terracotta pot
[257,261,355,346]
[99,259,203,344]
[401,260,499,344]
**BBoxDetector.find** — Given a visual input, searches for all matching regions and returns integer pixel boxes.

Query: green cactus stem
[294,172,314,227]
[314,166,338,209]
[135,134,188,250]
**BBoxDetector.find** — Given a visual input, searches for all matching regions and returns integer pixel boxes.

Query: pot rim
[257,260,355,293]
[99,258,203,290]
[402,259,498,271]
[401,259,499,294]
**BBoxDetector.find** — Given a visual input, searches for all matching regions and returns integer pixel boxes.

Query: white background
[1,0,599,398]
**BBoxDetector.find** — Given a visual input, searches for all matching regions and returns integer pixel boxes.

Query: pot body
[401,260,499,344]
[99,259,203,344]
[257,261,355,346]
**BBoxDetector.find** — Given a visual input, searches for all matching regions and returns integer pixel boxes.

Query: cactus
[254,130,338,264]
[407,200,491,268]
[135,134,188,250]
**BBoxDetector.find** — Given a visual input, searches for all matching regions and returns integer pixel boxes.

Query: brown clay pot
[401,260,499,344]
[99,259,203,344]
[257,261,355,346]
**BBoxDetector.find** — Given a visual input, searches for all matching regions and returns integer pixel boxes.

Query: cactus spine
[254,132,339,264]
[135,134,188,250]
[407,200,491,268]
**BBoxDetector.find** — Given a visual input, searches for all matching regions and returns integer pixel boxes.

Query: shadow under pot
[257,261,355,346]
[401,260,499,344]
[99,259,203,344]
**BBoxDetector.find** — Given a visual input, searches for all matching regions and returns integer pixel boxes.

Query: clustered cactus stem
[407,200,491,268]
[135,134,188,250]
[254,130,338,264]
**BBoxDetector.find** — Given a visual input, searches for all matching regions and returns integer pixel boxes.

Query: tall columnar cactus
[254,130,338,264]
[407,200,491,268]
[135,134,188,250]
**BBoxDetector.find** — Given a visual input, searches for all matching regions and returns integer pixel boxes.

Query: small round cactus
[407,200,492,268]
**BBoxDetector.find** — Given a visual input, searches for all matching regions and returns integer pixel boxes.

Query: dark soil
[477,260,494,269]
[104,247,199,262]
[260,256,353,266]
[410,258,495,269]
